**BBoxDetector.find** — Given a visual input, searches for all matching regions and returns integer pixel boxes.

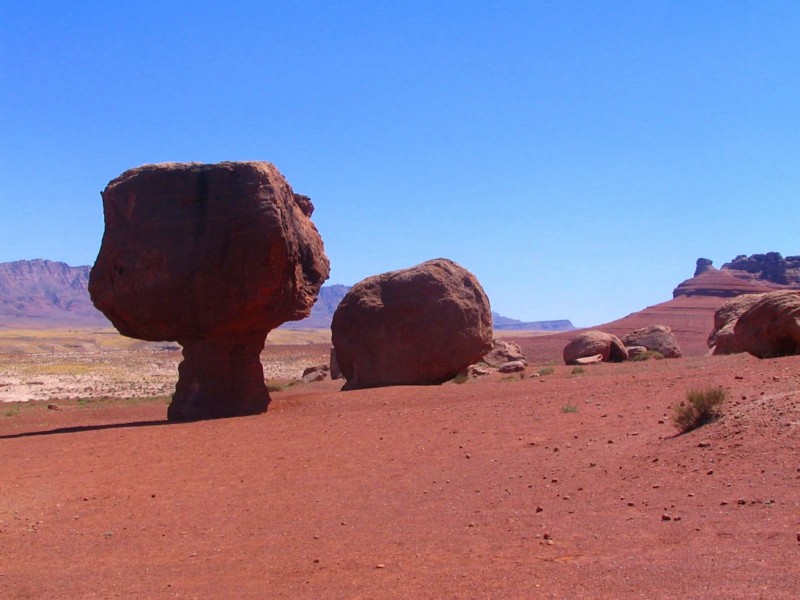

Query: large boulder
[331,258,493,390]
[563,331,628,365]
[733,290,800,358]
[622,325,682,358]
[89,161,330,420]
[707,293,765,355]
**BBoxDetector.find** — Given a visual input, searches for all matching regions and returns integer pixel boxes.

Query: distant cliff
[0,259,109,327]
[673,253,800,298]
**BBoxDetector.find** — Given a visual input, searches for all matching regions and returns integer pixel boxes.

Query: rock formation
[481,340,527,368]
[622,325,682,358]
[89,161,329,420]
[563,331,628,365]
[331,258,493,390]
[673,253,800,298]
[732,290,800,358]
[707,293,765,355]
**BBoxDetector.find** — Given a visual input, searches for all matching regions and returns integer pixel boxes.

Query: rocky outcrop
[673,253,800,298]
[707,293,765,355]
[331,258,493,390]
[733,290,800,359]
[621,325,682,358]
[481,340,526,368]
[563,331,628,365]
[89,161,330,420]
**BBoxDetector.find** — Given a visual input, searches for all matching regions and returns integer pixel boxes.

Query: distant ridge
[1,261,568,331]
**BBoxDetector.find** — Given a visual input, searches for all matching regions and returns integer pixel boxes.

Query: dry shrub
[672,387,727,433]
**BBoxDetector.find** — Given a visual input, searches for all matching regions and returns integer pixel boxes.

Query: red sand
[2,351,799,599]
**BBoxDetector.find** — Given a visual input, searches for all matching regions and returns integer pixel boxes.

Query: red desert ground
[2,252,799,598]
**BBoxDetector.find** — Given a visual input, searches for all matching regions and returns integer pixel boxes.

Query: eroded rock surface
[482,340,527,368]
[563,331,628,365]
[331,259,493,390]
[622,325,682,358]
[708,293,765,355]
[89,161,329,420]
[733,290,800,358]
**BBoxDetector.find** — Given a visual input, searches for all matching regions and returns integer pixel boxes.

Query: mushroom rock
[707,293,765,355]
[563,331,628,365]
[733,290,800,359]
[331,258,493,390]
[621,325,682,358]
[89,161,330,420]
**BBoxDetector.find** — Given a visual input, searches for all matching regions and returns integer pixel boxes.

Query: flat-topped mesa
[673,253,800,298]
[89,161,330,421]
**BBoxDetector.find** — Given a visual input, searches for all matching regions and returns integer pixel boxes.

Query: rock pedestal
[89,161,329,420]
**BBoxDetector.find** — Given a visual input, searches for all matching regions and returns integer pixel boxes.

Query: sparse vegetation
[539,367,555,376]
[672,387,727,433]
[451,371,470,384]
[632,350,665,362]
[570,366,585,375]
[561,404,578,413]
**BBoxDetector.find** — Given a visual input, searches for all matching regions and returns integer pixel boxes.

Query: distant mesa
[673,253,800,298]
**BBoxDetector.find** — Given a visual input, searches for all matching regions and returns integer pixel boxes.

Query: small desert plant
[539,367,555,376]
[570,366,585,375]
[561,404,578,413]
[451,371,469,384]
[672,387,727,433]
[632,350,665,362]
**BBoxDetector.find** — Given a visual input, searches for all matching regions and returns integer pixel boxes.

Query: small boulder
[573,353,603,365]
[331,258,493,390]
[625,346,649,361]
[733,290,800,358]
[301,364,329,383]
[563,331,628,365]
[622,325,682,358]
[482,340,526,368]
[498,360,527,373]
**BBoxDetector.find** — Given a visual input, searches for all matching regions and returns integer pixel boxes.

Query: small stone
[737,499,746,505]
[697,441,711,448]
[376,564,385,569]
[661,514,672,521]
[47,404,61,411]
[535,506,543,513]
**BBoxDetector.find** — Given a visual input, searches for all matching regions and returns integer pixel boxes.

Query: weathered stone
[624,346,648,360]
[733,290,800,358]
[329,347,342,380]
[302,364,329,383]
[622,325,682,358]
[482,340,526,368]
[708,293,765,355]
[331,258,493,390]
[89,161,329,420]
[563,331,628,365]
[498,360,527,373]
[573,353,603,365]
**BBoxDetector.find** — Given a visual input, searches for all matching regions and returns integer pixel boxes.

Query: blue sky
[2,1,798,327]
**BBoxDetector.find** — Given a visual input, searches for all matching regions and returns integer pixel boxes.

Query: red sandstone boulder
[708,293,765,355]
[622,325,682,358]
[331,259,493,390]
[89,161,329,420]
[482,340,527,368]
[733,290,800,358]
[563,331,628,365]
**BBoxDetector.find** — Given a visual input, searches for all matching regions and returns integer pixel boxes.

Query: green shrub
[451,371,469,384]
[570,366,585,375]
[631,350,665,362]
[539,367,555,376]
[561,404,578,413]
[672,387,727,433]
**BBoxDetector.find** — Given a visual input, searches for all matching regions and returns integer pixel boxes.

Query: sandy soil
[2,347,799,599]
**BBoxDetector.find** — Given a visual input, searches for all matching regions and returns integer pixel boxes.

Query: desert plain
[2,326,799,599]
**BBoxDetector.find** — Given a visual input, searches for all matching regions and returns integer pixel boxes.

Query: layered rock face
[622,325,682,358]
[89,161,329,420]
[563,331,628,365]
[331,259,493,390]
[733,290,800,358]
[673,254,800,298]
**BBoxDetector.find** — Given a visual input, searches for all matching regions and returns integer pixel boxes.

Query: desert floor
[1,331,799,599]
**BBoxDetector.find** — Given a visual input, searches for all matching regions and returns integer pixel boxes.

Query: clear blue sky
[2,1,798,327]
